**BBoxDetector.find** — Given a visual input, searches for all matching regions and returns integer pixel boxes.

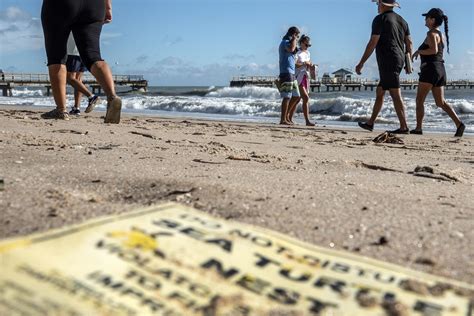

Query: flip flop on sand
[410,129,423,135]
[358,122,373,132]
[388,128,409,135]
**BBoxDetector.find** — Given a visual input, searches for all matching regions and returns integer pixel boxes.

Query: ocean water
[1,85,473,134]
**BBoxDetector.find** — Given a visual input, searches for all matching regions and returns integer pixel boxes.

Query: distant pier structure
[0,72,148,97]
[230,68,474,92]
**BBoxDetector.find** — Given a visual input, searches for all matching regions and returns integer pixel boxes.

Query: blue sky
[0,0,473,86]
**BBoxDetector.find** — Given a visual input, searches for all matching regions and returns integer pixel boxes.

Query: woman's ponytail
[443,15,450,54]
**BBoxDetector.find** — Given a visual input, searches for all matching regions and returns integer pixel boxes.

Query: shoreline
[0,104,473,284]
[1,104,472,136]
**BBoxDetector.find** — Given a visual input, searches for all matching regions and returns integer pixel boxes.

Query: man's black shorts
[66,55,87,73]
[378,70,401,90]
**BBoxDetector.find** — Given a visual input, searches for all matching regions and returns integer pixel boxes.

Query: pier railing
[0,73,145,83]
[230,76,474,92]
[0,72,148,96]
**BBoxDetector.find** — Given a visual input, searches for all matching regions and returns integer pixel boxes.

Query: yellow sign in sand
[0,203,472,315]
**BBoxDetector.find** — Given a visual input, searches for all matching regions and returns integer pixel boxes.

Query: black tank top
[418,30,444,63]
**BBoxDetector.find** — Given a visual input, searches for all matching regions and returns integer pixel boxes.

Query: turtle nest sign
[0,203,472,315]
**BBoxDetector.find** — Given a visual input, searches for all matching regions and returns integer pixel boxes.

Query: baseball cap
[422,8,444,18]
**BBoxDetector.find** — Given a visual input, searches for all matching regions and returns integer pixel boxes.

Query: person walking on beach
[356,0,412,134]
[288,35,316,126]
[410,8,465,137]
[278,27,301,125]
[66,33,100,116]
[41,0,121,123]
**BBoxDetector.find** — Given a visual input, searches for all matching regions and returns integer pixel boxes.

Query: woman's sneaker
[41,108,70,120]
[104,96,122,124]
[69,107,81,115]
[85,95,100,113]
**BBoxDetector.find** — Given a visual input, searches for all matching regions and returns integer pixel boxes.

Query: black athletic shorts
[66,55,87,73]
[41,0,105,70]
[419,62,447,87]
[378,69,401,90]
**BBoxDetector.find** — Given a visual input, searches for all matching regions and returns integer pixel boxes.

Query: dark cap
[422,8,444,18]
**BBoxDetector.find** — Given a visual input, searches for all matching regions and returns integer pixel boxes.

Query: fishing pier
[230,76,474,93]
[0,73,148,97]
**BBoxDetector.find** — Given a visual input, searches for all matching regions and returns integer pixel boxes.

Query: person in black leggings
[41,0,121,123]
[411,8,465,137]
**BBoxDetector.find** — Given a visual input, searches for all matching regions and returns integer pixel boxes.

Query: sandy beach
[0,105,472,284]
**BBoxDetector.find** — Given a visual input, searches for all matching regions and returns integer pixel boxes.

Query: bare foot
[280,120,292,125]
[306,121,316,126]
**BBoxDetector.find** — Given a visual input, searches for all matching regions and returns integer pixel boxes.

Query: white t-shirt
[67,33,80,56]
[295,50,311,83]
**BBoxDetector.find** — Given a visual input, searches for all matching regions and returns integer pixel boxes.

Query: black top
[372,10,410,72]
[418,30,444,63]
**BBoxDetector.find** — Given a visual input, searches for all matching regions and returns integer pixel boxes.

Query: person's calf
[90,61,116,98]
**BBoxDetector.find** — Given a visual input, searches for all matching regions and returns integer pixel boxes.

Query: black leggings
[41,0,105,70]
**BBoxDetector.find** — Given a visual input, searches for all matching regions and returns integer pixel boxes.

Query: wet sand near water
[0,105,473,284]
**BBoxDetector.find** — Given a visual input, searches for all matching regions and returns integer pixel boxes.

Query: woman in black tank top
[411,8,465,137]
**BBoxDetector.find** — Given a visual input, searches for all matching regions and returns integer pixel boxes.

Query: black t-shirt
[372,10,410,72]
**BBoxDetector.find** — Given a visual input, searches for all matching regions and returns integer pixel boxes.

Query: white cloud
[0,7,43,53]
[163,36,183,47]
[135,55,149,64]
[224,54,255,61]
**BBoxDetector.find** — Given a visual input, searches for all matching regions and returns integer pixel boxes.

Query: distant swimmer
[410,8,465,137]
[356,0,412,134]
[40,0,121,123]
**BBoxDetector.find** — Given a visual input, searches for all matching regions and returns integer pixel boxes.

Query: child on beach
[288,35,316,126]
[410,8,465,137]
[277,27,301,125]
[66,33,100,116]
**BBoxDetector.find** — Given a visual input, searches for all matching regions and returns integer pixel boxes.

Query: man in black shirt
[356,0,413,134]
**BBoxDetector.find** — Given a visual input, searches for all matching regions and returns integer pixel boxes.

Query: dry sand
[0,106,473,284]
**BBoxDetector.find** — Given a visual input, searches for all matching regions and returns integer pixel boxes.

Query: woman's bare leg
[298,84,314,126]
[432,86,462,128]
[413,82,432,131]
